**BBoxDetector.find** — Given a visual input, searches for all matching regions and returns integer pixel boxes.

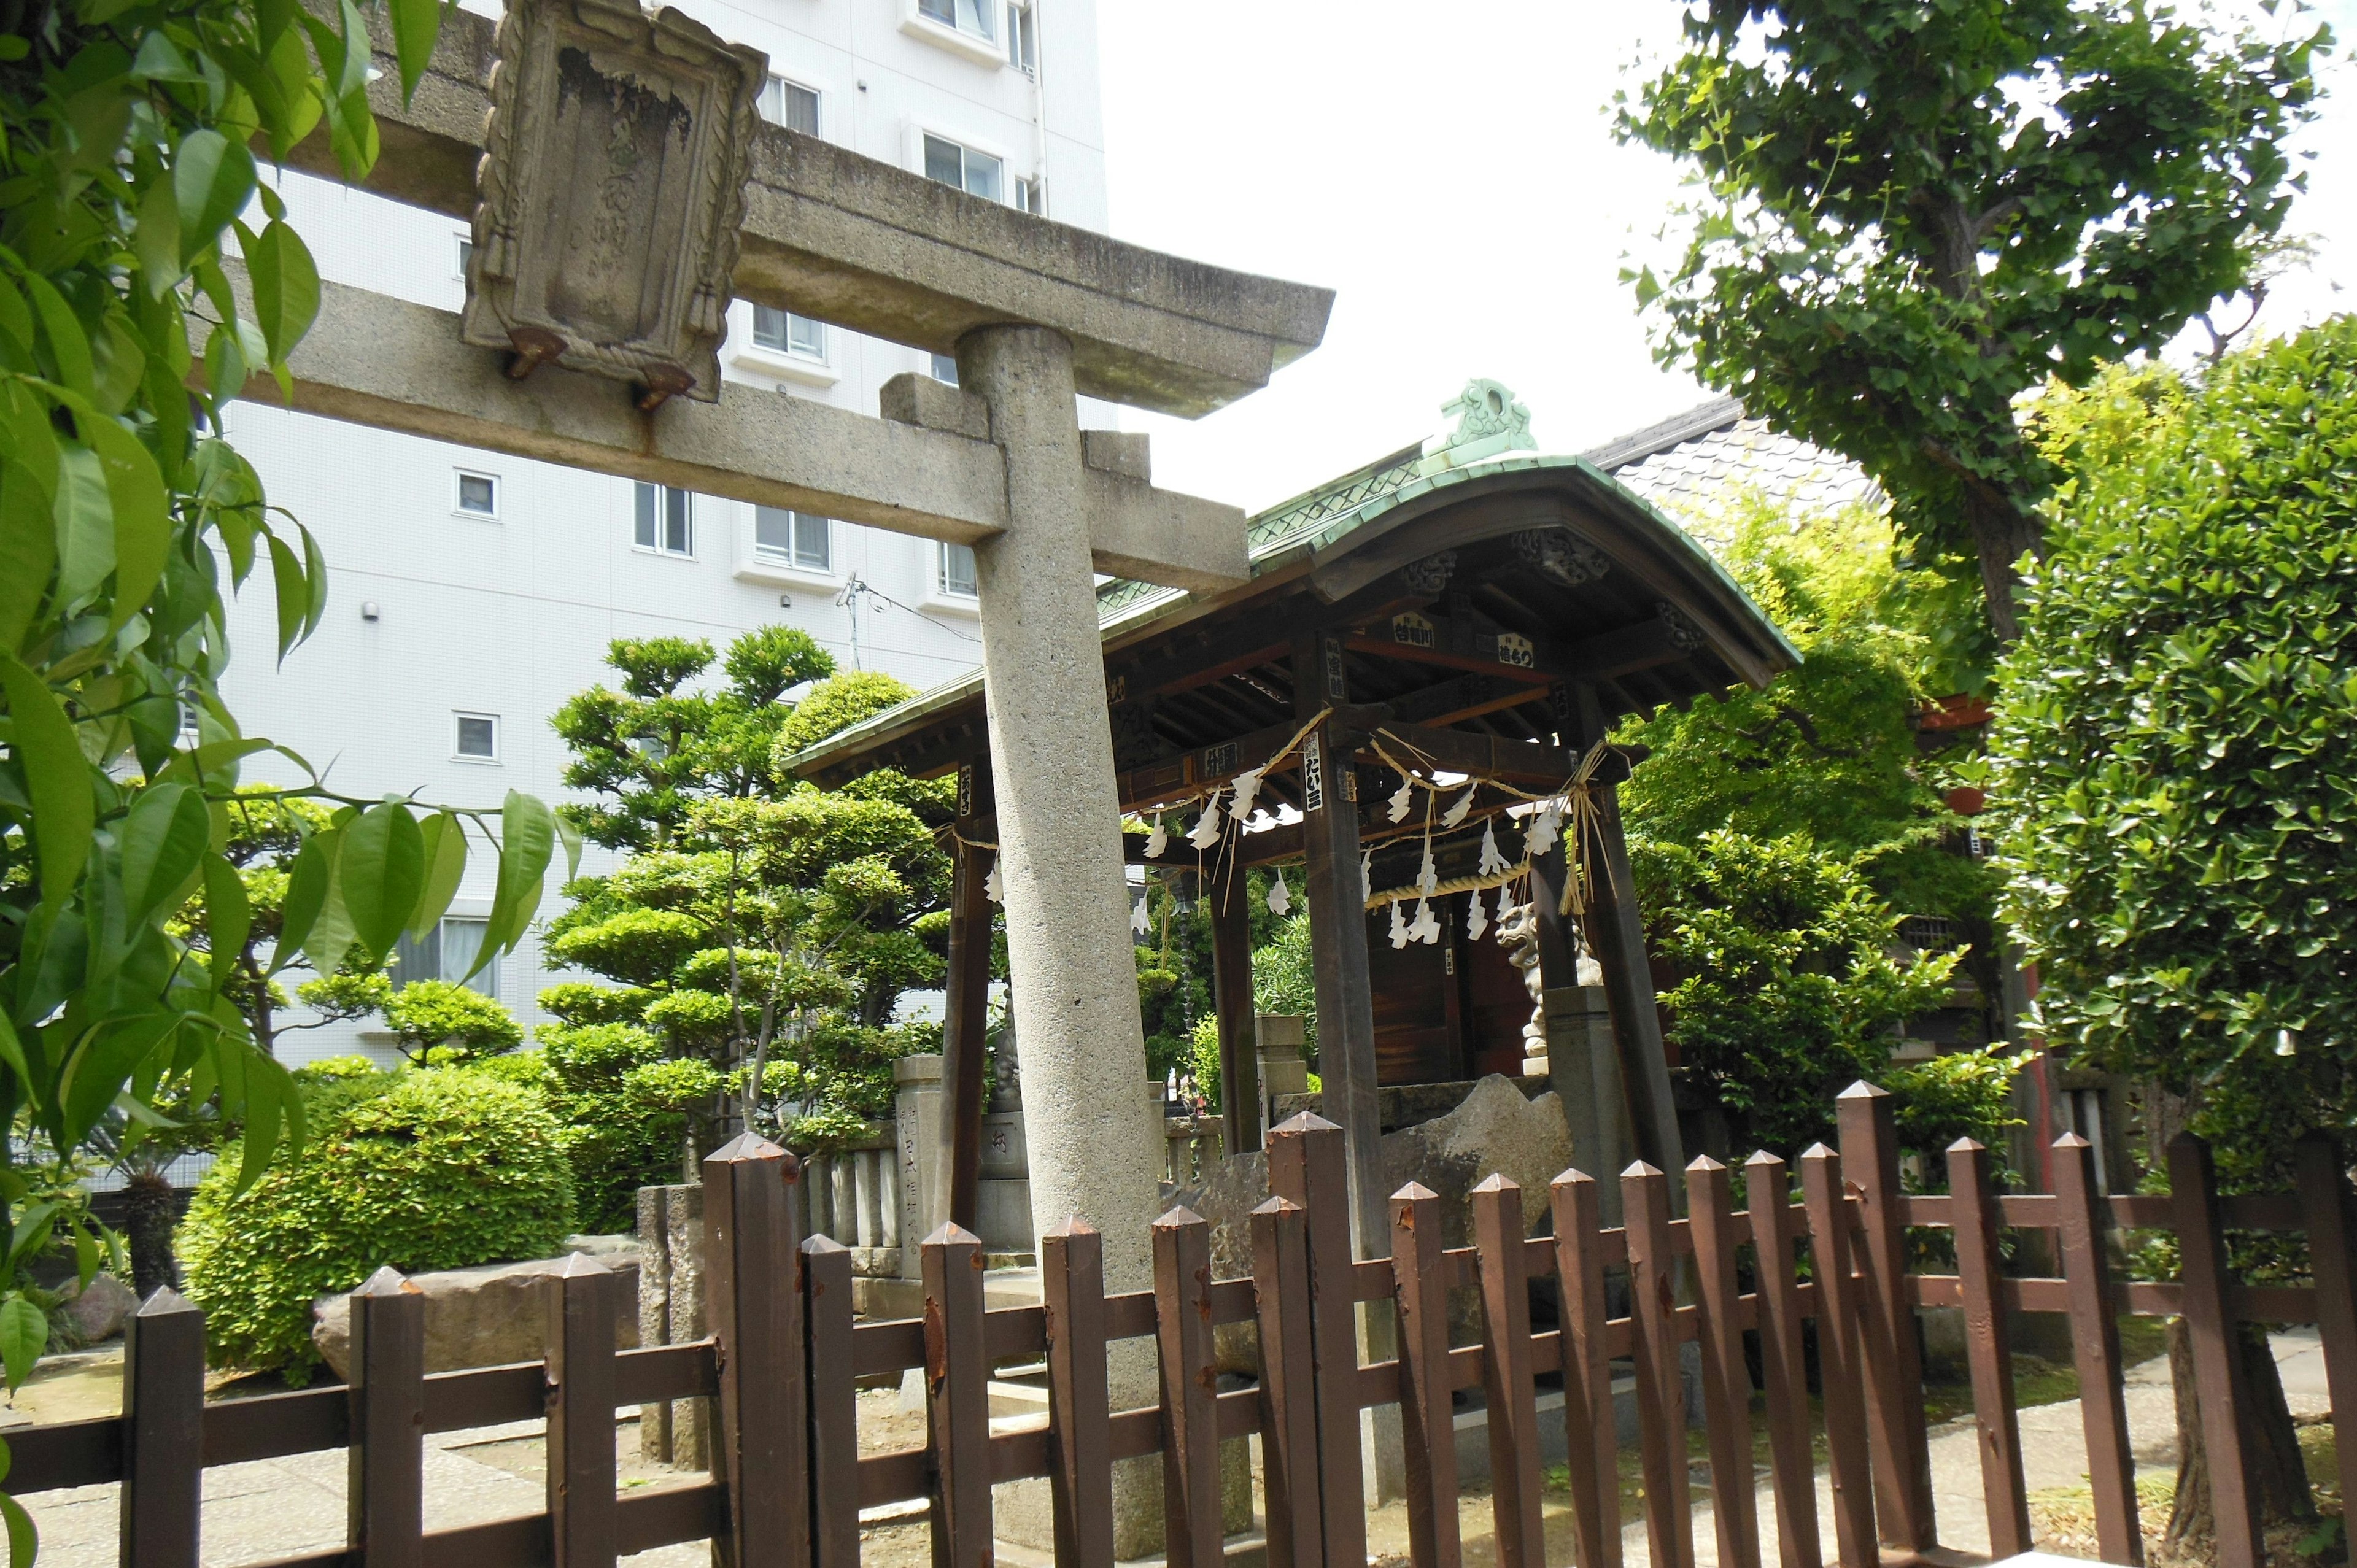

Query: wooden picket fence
[7,1081,2357,1568]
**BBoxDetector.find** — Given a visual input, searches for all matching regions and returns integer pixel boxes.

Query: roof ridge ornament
[1425,379,1536,467]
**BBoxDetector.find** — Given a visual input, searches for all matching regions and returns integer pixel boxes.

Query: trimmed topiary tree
[1991,320,2357,1543]
[180,1068,575,1380]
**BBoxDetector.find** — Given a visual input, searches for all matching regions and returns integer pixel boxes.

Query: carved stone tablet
[464,0,765,404]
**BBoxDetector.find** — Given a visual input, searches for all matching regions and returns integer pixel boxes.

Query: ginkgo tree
[0,0,552,1551]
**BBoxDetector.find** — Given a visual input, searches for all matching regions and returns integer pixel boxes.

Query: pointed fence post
[1391,1181,1461,1568]
[2296,1135,2357,1550]
[1266,1111,1365,1568]
[1042,1217,1115,1568]
[2170,1132,2264,1568]
[1622,1162,1694,1568]
[802,1235,859,1568]
[1156,1206,1223,1568]
[349,1267,427,1568]
[704,1132,810,1568]
[1685,1158,1760,1568]
[923,1221,994,1568]
[1473,1176,1543,1568]
[1946,1139,2028,1560]
[1837,1082,1935,1552]
[1549,1168,1621,1568]
[1253,1196,1322,1568]
[547,1253,620,1568]
[2053,1130,2141,1566]
[1801,1143,1878,1568]
[121,1287,205,1568]
[1746,1153,1820,1568]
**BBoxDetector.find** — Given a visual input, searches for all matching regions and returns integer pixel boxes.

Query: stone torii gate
[254,0,1333,1316]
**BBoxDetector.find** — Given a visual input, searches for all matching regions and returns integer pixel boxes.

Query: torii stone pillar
[958,325,1164,1297]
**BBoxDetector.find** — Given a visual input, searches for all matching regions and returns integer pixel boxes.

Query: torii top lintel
[286,0,1334,420]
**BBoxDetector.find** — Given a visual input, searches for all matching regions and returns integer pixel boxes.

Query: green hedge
[180,1068,576,1379]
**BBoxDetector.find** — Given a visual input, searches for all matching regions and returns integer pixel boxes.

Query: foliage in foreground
[1617,0,2322,643]
[180,1067,575,1379]
[1992,320,2357,1183]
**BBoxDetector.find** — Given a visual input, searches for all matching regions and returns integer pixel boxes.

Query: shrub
[1992,322,2357,1181]
[180,1069,575,1379]
[537,1024,688,1230]
[382,980,525,1062]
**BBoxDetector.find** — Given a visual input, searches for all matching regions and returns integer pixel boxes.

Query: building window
[455,233,473,279]
[930,353,960,385]
[918,0,995,43]
[392,916,498,998]
[1007,1,1035,72]
[454,470,499,518]
[758,75,821,136]
[923,133,1003,203]
[454,711,499,760]
[756,507,832,573]
[939,541,979,599]
[634,482,694,557]
[1016,177,1044,215]
[752,304,826,360]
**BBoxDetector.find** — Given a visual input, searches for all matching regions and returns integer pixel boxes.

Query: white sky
[1097,1,2357,515]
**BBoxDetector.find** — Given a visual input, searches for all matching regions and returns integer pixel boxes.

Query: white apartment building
[222,0,1111,1064]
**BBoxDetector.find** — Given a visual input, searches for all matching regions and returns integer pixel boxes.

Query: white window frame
[633,482,697,559]
[452,711,501,763]
[923,539,982,614]
[737,504,844,589]
[453,468,500,520]
[900,0,1005,66]
[1015,176,1044,216]
[730,300,838,387]
[757,74,824,137]
[454,231,473,282]
[1006,0,1036,74]
[915,128,1009,204]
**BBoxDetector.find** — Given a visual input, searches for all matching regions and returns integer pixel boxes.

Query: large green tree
[1617,0,2323,642]
[543,641,953,1149]
[1991,323,2357,1543]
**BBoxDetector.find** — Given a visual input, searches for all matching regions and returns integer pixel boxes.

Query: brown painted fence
[9,1084,2357,1568]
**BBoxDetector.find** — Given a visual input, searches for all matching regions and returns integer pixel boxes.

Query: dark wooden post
[121,1287,205,1568]
[2296,1135,2357,1542]
[1155,1207,1224,1568]
[1946,1138,2029,1560]
[2170,1132,2264,1568]
[546,1254,621,1568]
[1391,1181,1461,1568]
[1253,1196,1324,1568]
[1289,629,1384,1259]
[1622,1162,1695,1568]
[1570,686,1682,1180]
[1836,1083,1935,1551]
[942,761,994,1230]
[1800,1143,1878,1568]
[2053,1130,2141,1566]
[923,1222,994,1568]
[1685,1158,1760,1568]
[1267,1111,1366,1568]
[1550,1169,1622,1568]
[1208,862,1261,1153]
[1042,1217,1115,1567]
[803,1235,860,1568]
[1473,1176,1544,1568]
[703,1132,810,1568]
[348,1267,426,1568]
[1746,1153,1820,1568]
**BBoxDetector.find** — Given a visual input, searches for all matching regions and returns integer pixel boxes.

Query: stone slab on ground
[311,1245,643,1379]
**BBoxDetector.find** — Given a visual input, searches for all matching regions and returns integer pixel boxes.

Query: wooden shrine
[789,382,1798,1252]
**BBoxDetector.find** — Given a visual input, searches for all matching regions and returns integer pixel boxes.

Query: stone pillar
[954,324,1164,1288]
[1256,1013,1310,1138]
[1546,984,1628,1227]
[958,323,1167,1558]
[894,1053,946,1269]
[634,1183,706,1467]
